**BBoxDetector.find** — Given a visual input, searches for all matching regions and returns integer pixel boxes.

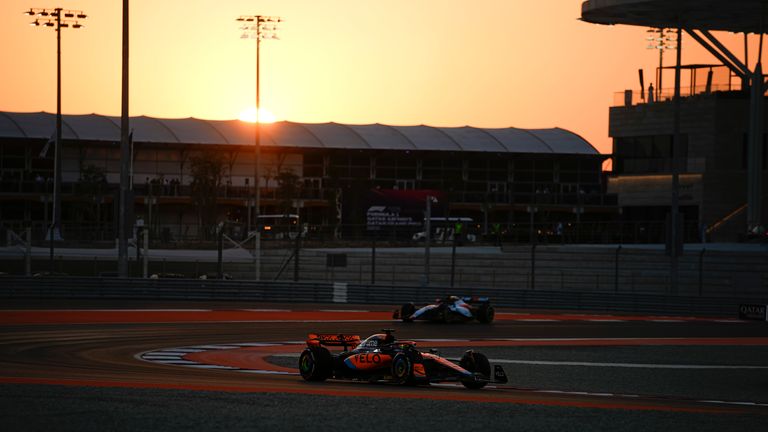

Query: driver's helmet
[446,295,460,302]
[383,332,395,344]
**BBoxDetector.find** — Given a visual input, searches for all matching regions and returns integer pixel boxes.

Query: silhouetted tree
[190,151,225,239]
[74,165,107,237]
[275,170,302,215]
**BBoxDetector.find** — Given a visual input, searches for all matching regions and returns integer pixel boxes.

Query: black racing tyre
[298,347,333,381]
[439,305,451,323]
[477,304,495,324]
[391,352,413,385]
[459,350,491,389]
[400,303,416,322]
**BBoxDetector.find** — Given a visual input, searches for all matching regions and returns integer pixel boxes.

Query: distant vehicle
[412,217,477,243]
[298,329,507,389]
[250,214,306,240]
[149,273,185,279]
[198,273,233,280]
[394,296,495,324]
[32,271,69,277]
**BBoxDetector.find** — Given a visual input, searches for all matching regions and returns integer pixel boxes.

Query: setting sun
[238,107,277,123]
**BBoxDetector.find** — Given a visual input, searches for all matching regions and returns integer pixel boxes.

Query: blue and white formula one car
[393,296,495,323]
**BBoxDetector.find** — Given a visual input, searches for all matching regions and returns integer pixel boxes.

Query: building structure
[609,82,768,242]
[582,0,768,243]
[0,111,614,244]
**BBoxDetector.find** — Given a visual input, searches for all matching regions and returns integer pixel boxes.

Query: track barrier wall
[0,275,765,318]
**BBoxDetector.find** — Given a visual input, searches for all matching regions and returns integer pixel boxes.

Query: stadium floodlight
[236,14,282,281]
[25,6,87,271]
[646,28,676,101]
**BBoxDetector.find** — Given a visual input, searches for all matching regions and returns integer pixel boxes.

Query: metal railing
[322,220,692,245]
[613,83,742,107]
[1,220,705,246]
[0,275,761,317]
[0,179,616,204]
[2,242,765,300]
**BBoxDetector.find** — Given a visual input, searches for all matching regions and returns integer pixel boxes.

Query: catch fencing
[0,275,762,318]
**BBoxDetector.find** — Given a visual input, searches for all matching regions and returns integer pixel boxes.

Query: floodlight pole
[237,15,281,281]
[671,26,682,294]
[647,28,675,101]
[118,0,130,277]
[52,7,61,271]
[255,27,262,282]
[424,195,436,286]
[26,7,86,272]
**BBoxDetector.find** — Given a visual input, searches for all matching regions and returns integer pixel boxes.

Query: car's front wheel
[299,347,332,381]
[459,350,491,389]
[391,353,413,385]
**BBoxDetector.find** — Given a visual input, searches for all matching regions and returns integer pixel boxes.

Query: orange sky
[0,0,762,156]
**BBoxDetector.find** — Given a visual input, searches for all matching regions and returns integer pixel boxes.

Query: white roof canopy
[0,111,599,155]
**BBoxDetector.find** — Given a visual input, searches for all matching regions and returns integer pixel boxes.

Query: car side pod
[493,365,508,384]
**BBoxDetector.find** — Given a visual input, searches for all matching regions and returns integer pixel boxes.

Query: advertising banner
[366,189,444,230]
[738,304,768,321]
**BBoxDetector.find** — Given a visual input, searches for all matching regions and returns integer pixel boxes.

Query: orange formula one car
[298,329,507,389]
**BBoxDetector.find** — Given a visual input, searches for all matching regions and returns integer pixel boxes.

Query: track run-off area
[1,301,767,431]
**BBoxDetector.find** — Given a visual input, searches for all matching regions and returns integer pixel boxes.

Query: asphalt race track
[1,300,767,431]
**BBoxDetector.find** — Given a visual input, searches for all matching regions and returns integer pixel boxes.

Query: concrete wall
[609,93,768,241]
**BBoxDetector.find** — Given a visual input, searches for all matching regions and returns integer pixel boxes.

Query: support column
[670,25,683,294]
[747,63,765,233]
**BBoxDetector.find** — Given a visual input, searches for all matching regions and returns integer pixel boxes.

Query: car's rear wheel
[438,305,452,323]
[391,353,413,385]
[459,350,491,389]
[477,304,495,324]
[299,347,333,381]
[400,303,415,322]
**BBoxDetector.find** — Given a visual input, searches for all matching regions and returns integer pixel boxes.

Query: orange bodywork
[413,363,427,378]
[343,352,393,370]
[421,352,469,375]
[306,333,361,349]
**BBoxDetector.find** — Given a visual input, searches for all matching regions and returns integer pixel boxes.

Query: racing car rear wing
[462,296,490,303]
[306,333,362,350]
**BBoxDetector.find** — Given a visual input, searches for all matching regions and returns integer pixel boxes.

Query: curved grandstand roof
[0,111,599,155]
[581,0,768,34]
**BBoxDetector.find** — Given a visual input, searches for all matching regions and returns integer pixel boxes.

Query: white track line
[318,309,371,313]
[239,309,291,312]
[1,309,213,312]
[138,341,768,408]
[146,360,198,365]
[190,345,244,350]
[234,342,283,347]
[488,359,768,369]
[240,370,298,375]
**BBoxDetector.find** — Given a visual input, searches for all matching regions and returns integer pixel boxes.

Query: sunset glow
[238,107,277,123]
[0,0,763,154]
